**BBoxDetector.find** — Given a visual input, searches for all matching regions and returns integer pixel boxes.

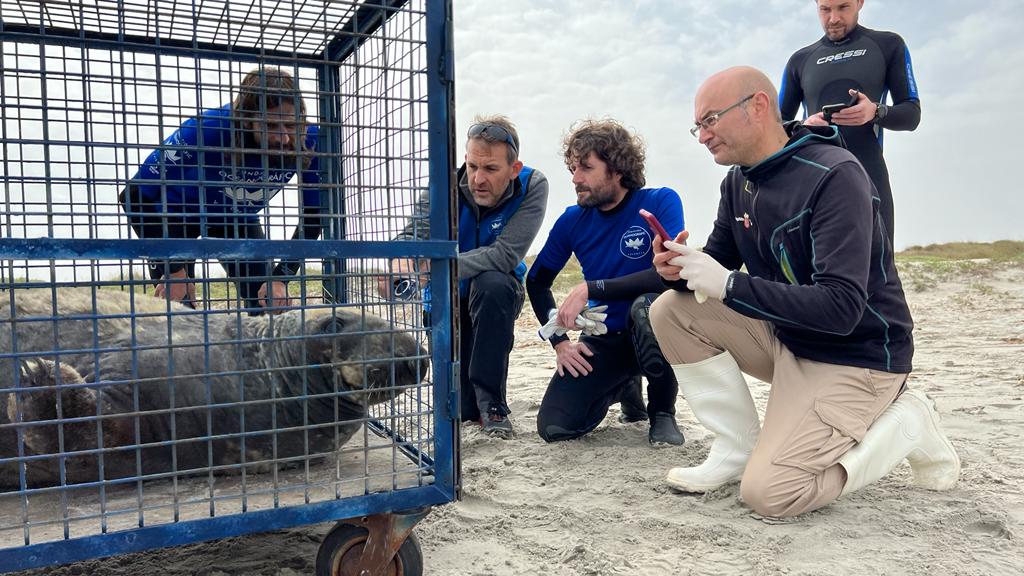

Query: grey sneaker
[649,412,684,446]
[482,408,514,438]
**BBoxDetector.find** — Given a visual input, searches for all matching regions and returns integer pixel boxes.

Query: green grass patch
[895,241,1023,292]
[897,240,1024,263]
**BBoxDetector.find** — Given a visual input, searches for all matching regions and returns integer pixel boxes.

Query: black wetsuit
[780,24,921,245]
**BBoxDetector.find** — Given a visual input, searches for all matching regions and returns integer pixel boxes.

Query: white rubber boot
[665,352,760,493]
[840,389,960,496]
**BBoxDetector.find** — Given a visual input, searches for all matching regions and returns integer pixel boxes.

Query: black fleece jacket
[693,122,914,373]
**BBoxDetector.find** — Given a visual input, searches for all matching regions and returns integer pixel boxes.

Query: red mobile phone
[642,209,706,302]
[639,209,670,241]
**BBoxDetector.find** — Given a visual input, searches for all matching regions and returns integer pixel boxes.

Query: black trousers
[536,293,678,442]
[459,270,525,422]
[119,186,271,311]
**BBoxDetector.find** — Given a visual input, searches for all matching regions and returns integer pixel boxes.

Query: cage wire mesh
[0,0,448,552]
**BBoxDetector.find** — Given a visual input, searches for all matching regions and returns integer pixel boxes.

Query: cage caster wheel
[315,510,428,576]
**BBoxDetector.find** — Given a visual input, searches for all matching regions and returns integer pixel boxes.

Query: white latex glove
[664,241,730,301]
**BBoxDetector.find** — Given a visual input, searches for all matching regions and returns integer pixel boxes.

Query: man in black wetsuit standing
[779,0,920,246]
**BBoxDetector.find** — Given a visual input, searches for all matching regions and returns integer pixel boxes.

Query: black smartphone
[822,91,860,123]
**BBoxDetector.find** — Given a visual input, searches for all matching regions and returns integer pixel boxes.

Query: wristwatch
[874,103,889,124]
[724,270,738,301]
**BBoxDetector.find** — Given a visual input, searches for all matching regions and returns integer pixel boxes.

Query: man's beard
[258,150,297,171]
[826,22,854,41]
[576,184,617,209]
[242,131,300,170]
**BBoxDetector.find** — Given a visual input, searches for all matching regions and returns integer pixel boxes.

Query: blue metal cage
[0,0,458,572]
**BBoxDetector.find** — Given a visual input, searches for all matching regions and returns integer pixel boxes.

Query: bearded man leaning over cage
[119,66,324,315]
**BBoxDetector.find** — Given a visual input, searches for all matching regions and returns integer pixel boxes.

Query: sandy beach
[13,258,1024,575]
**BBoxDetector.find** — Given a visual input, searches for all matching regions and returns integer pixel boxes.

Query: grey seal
[0,288,428,489]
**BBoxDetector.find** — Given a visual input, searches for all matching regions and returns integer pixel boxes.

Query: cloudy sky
[452,0,1024,252]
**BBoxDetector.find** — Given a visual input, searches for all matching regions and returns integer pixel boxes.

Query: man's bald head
[693,66,788,167]
[697,66,782,124]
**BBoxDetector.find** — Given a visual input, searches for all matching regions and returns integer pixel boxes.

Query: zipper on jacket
[748,179,769,263]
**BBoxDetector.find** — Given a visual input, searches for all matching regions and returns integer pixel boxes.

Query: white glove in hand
[664,241,730,301]
[539,305,610,340]
[539,308,568,340]
[577,305,608,336]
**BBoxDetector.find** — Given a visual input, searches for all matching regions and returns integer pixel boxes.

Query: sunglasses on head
[467,123,518,155]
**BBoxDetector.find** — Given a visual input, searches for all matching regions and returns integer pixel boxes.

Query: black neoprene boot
[649,411,684,446]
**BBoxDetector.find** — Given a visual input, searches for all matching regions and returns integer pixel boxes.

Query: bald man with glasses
[387,115,548,437]
[648,66,958,518]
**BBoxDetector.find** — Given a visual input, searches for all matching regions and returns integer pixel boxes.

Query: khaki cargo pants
[649,290,906,517]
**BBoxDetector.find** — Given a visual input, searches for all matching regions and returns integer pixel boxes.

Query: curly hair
[562,119,646,190]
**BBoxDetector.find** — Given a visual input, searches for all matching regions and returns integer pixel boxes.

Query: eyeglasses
[468,123,518,155]
[689,94,756,137]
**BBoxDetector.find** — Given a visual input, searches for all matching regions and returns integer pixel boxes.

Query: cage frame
[0,0,459,571]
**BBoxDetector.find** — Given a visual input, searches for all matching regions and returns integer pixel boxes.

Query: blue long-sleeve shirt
[528,187,684,333]
[129,104,324,277]
[131,104,322,223]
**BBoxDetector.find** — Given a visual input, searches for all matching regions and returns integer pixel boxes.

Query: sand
[9,260,1024,575]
